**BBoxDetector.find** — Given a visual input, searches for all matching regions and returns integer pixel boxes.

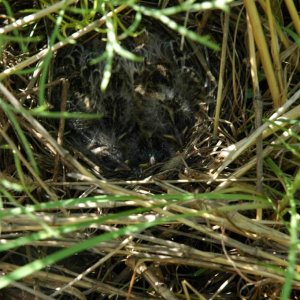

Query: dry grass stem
[244,0,282,107]
[0,0,78,35]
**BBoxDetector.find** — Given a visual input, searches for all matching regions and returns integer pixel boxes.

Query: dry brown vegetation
[0,1,300,299]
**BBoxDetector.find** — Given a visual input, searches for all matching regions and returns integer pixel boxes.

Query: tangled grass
[0,0,300,299]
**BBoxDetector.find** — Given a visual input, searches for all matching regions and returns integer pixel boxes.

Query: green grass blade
[0,99,39,175]
[0,217,164,289]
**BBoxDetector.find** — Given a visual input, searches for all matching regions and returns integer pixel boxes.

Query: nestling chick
[52,30,203,176]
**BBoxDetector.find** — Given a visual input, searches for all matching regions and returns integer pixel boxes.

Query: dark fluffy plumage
[52,30,203,175]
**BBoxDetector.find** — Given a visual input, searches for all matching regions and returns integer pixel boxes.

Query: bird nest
[51,24,219,181]
[2,2,300,299]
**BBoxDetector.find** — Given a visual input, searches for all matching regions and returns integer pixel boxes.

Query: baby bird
[52,30,203,176]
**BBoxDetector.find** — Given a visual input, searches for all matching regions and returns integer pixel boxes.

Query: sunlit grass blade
[0,207,154,253]
[0,216,169,289]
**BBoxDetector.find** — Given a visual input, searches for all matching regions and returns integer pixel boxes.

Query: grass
[0,0,300,299]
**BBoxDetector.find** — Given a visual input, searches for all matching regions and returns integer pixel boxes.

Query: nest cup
[52,28,211,178]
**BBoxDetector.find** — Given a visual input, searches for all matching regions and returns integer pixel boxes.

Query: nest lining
[52,28,212,178]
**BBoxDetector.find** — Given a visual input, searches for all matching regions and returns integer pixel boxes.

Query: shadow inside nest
[52,28,213,179]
